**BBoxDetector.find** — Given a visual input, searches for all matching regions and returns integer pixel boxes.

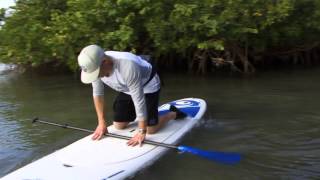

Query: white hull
[1,98,206,180]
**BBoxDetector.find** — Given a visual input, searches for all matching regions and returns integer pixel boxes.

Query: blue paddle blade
[177,146,242,165]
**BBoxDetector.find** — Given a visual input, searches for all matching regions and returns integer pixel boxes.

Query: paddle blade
[177,146,242,165]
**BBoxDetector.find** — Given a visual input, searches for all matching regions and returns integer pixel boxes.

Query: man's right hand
[92,123,107,140]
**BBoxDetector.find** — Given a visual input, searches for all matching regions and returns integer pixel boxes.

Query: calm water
[0,65,320,179]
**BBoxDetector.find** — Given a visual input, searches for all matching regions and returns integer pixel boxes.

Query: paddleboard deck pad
[1,98,206,180]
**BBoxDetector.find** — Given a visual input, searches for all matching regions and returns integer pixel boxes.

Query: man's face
[99,59,113,77]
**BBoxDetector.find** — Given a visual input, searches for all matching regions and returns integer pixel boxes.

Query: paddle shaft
[32,118,178,149]
[32,118,242,165]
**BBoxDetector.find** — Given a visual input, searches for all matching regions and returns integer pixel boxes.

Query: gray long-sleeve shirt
[92,51,160,121]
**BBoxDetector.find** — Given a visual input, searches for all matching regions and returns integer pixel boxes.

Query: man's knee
[113,122,128,130]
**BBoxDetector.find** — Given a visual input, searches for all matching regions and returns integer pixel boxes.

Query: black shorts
[113,90,160,126]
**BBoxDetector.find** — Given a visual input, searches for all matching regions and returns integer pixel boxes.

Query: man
[77,45,186,147]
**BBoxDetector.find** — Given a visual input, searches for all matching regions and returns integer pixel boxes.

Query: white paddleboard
[1,98,206,180]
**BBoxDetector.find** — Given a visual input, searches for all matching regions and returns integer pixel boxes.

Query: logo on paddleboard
[158,99,200,111]
[171,100,199,108]
[158,99,201,117]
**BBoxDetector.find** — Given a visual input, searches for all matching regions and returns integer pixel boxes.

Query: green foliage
[0,0,319,71]
[0,0,67,66]
[0,8,5,22]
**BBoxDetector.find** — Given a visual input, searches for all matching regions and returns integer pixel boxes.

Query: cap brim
[80,67,100,84]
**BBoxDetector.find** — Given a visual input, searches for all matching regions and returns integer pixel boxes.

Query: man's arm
[92,96,108,140]
[91,79,108,140]
[123,62,147,128]
[121,60,148,146]
[93,96,105,125]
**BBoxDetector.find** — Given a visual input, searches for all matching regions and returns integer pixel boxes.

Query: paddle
[32,117,242,165]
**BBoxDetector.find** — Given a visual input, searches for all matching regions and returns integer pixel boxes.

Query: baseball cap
[78,45,105,84]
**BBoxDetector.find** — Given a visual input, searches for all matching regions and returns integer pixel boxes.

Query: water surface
[0,66,319,179]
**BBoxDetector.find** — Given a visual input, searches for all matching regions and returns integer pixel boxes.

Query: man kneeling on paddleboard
[77,45,187,147]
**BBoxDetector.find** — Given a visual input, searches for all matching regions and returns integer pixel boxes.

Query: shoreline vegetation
[0,0,319,75]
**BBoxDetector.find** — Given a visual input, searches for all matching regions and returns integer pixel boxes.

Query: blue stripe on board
[179,107,200,117]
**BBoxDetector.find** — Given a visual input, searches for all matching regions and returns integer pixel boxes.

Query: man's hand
[127,118,147,147]
[127,132,146,147]
[92,123,107,140]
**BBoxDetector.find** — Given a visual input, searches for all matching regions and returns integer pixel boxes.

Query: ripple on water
[0,100,36,173]
[190,115,320,179]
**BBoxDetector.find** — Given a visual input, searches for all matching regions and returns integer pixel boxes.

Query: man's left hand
[127,132,146,147]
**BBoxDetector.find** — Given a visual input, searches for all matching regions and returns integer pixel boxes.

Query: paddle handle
[32,118,178,149]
